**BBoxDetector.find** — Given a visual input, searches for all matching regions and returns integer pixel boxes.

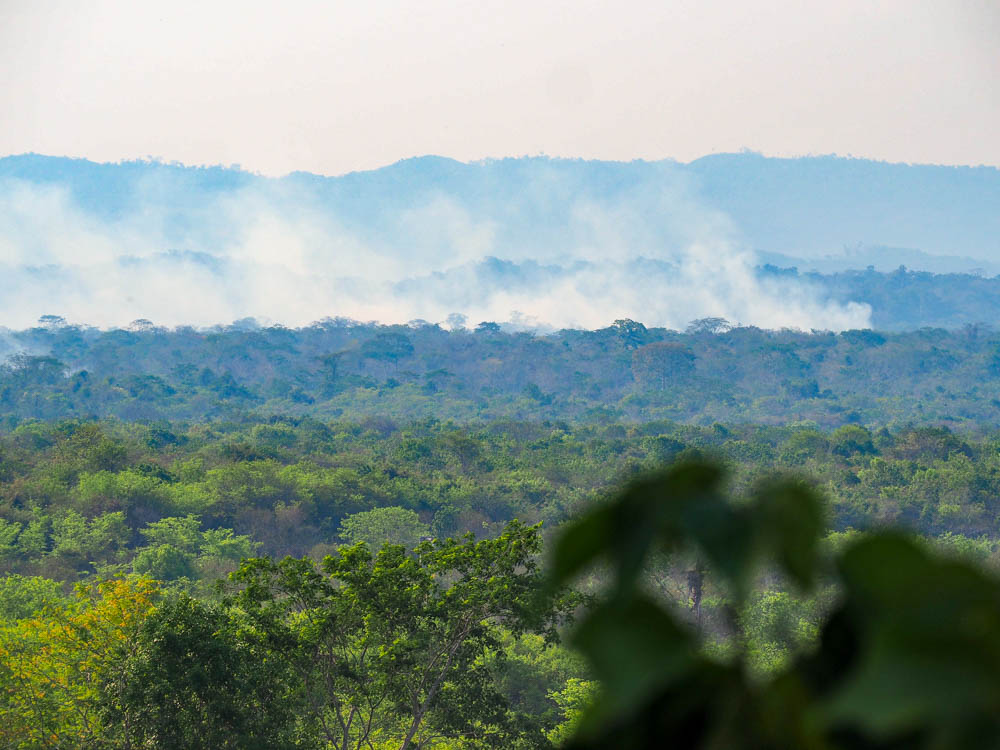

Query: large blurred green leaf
[551,461,727,595]
[823,534,1000,739]
[570,594,696,722]
[753,481,825,591]
[550,503,617,587]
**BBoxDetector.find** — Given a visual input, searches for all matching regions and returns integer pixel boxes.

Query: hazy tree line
[4,317,1000,427]
[759,264,1000,330]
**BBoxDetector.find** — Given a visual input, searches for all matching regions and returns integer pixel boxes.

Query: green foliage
[4,417,1000,587]
[0,518,21,559]
[17,517,49,559]
[50,510,128,563]
[140,514,202,551]
[131,543,196,580]
[338,506,430,549]
[6,322,1000,426]
[11,318,1000,746]
[7,424,1000,747]
[229,520,570,749]
[101,594,298,750]
[740,590,820,673]
[130,516,258,580]
[631,342,695,389]
[546,678,598,745]
[0,578,158,748]
[552,460,1000,749]
[0,575,64,621]
[831,425,876,458]
[201,527,259,561]
[361,332,415,365]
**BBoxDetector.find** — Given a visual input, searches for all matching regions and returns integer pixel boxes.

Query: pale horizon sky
[1,0,998,177]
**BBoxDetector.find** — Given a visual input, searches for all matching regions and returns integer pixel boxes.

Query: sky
[1,0,998,176]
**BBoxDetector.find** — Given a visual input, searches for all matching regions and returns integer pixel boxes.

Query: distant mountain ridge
[2,152,999,267]
[2,152,1000,331]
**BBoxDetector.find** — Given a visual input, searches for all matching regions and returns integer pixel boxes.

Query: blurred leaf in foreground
[553,460,1000,749]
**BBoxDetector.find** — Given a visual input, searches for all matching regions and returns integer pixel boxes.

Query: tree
[49,510,129,568]
[0,519,22,562]
[131,543,196,580]
[3,354,66,387]
[610,319,648,350]
[445,313,468,330]
[685,317,732,334]
[229,520,568,750]
[0,578,157,748]
[631,342,696,389]
[101,594,298,750]
[831,424,876,457]
[318,351,347,396]
[139,514,203,550]
[546,678,599,745]
[361,332,414,376]
[338,506,430,549]
[0,575,64,621]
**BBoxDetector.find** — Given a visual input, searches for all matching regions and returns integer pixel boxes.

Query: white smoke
[0,170,871,331]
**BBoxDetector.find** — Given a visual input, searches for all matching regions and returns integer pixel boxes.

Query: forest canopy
[3,317,1000,428]
[3,317,1000,747]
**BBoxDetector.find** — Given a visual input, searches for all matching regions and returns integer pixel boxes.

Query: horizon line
[3,149,999,181]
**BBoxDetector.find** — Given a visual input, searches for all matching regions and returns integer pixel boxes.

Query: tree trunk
[687,566,704,629]
[398,707,426,750]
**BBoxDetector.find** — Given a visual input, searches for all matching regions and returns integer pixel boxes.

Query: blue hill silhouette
[2,152,998,266]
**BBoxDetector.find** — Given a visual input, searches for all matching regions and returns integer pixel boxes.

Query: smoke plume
[0,161,871,331]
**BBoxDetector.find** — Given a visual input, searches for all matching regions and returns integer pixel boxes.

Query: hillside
[3,153,1000,331]
[3,152,999,262]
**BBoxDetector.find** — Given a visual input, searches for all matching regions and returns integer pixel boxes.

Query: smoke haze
[0,155,910,331]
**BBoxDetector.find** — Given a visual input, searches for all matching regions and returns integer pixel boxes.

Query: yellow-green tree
[0,577,157,748]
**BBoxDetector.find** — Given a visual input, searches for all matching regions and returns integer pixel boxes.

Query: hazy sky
[1,0,998,176]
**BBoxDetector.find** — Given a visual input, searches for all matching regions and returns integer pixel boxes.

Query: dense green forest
[5,317,1000,427]
[6,320,1000,747]
[2,416,1000,583]
[5,413,1000,747]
